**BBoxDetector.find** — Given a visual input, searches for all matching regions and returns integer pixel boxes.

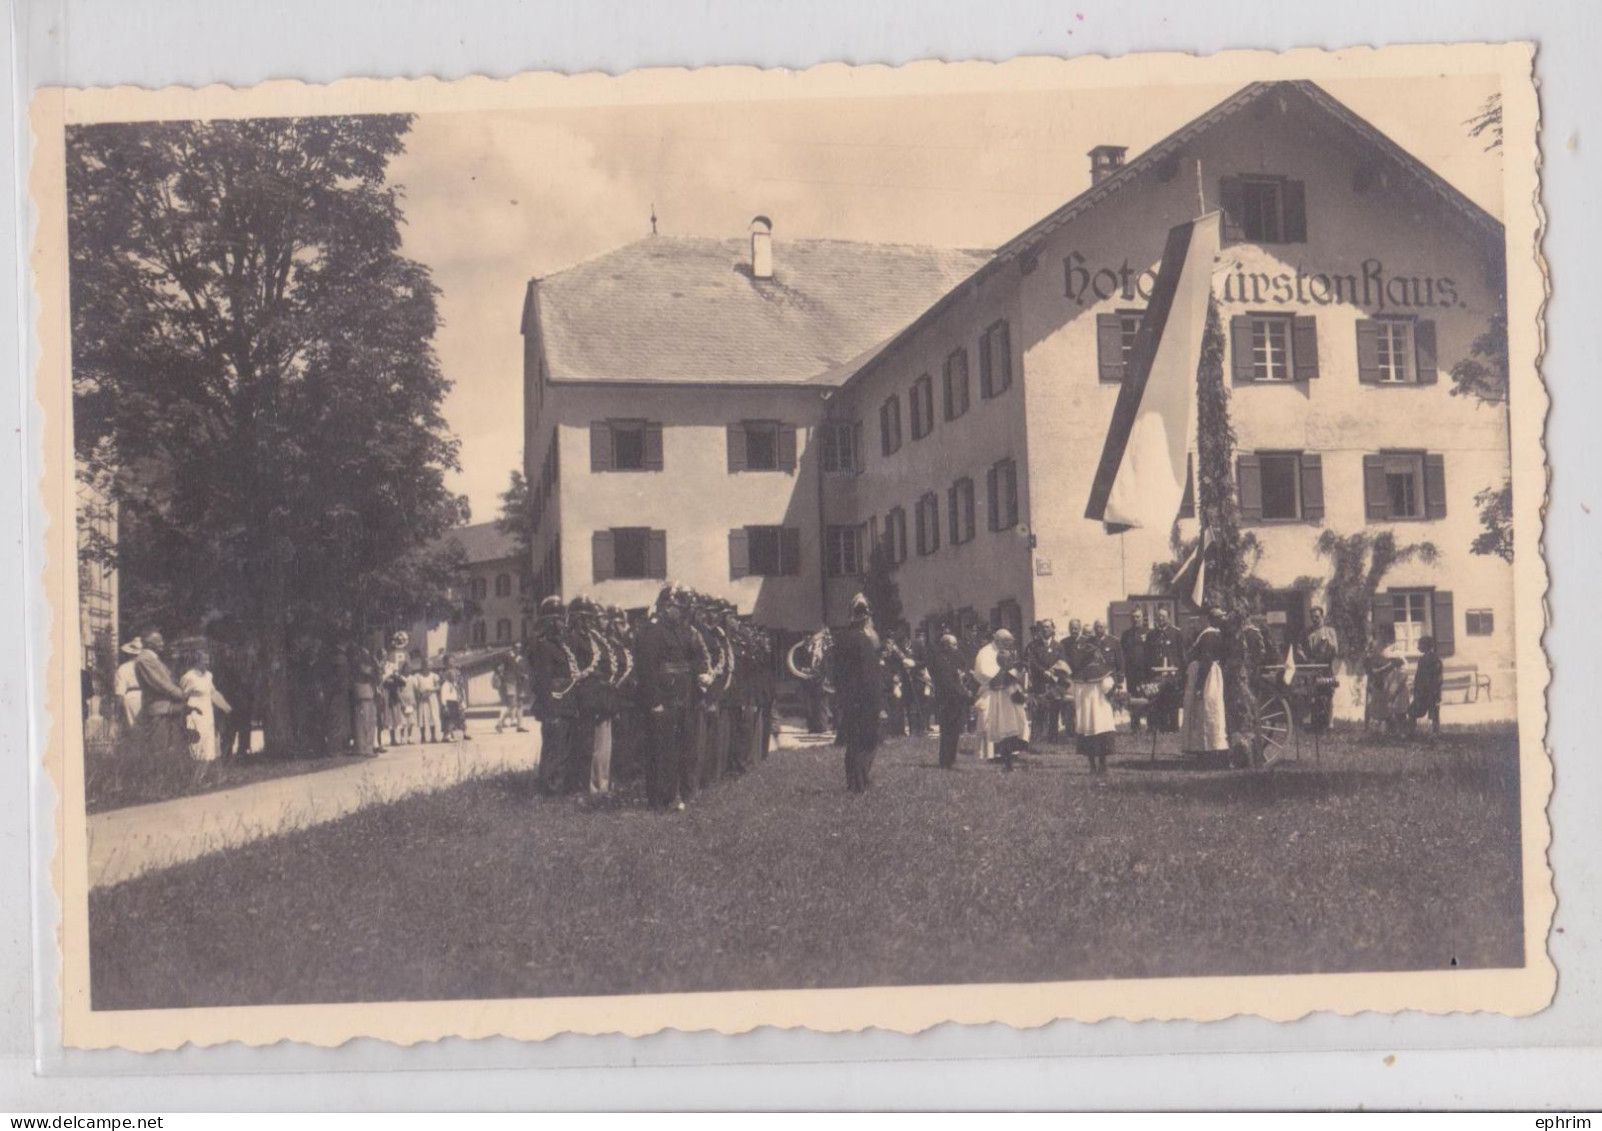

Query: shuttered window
[1356,318,1439,385]
[734,526,801,578]
[591,420,663,472]
[1094,310,1145,383]
[1220,175,1308,244]
[1375,588,1455,657]
[915,492,941,556]
[880,396,903,456]
[909,375,935,440]
[948,477,976,545]
[979,319,1012,398]
[593,528,666,581]
[1230,314,1318,382]
[1363,452,1446,521]
[986,458,1019,531]
[943,348,970,420]
[885,506,908,565]
[1237,451,1324,523]
[820,421,857,473]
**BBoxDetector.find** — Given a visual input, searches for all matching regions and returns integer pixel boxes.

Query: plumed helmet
[538,595,564,617]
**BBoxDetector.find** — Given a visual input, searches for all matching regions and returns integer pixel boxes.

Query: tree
[68,115,467,757]
[1467,92,1503,152]
[1472,481,1514,563]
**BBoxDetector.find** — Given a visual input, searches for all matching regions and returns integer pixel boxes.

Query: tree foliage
[861,543,905,639]
[1472,480,1515,563]
[1313,530,1439,665]
[68,115,467,754]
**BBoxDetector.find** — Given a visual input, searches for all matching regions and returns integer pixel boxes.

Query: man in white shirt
[972,629,1029,769]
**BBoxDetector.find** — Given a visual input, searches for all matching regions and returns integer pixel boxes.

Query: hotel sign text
[1065,252,1463,312]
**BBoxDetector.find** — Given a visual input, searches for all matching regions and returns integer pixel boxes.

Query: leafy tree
[68,115,467,756]
[1466,92,1503,152]
[1472,481,1514,563]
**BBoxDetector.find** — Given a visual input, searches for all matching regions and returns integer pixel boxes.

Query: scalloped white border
[28,43,1554,1051]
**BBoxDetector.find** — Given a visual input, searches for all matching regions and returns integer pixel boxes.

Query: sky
[385,73,1503,521]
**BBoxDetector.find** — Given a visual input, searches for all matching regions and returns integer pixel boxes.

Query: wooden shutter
[1414,320,1439,385]
[590,422,612,472]
[851,422,863,475]
[948,484,960,544]
[1236,454,1264,522]
[1282,179,1308,243]
[986,466,1000,531]
[1355,320,1383,384]
[880,401,892,455]
[1299,452,1325,522]
[728,528,750,579]
[978,327,994,398]
[778,424,798,472]
[643,423,664,471]
[1178,455,1196,519]
[1096,313,1126,382]
[1370,591,1395,643]
[1431,590,1456,657]
[726,423,746,472]
[1219,176,1245,242]
[780,527,802,576]
[1424,453,1448,519]
[1292,315,1320,380]
[1363,454,1389,520]
[994,320,1012,393]
[646,530,667,579]
[1230,315,1257,382]
[591,530,615,582]
[1003,462,1018,527]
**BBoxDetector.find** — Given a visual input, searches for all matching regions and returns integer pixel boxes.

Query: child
[1409,634,1444,738]
[439,662,466,742]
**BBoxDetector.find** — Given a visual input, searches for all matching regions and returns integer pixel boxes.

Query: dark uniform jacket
[831,624,884,749]
[528,634,576,720]
[1067,635,1123,684]
[928,648,969,712]
[1145,625,1187,676]
[1119,626,1149,686]
[633,619,700,712]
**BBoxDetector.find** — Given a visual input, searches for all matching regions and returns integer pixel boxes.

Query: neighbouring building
[521,81,1515,719]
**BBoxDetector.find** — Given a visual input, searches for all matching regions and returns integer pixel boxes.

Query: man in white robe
[972,629,1029,768]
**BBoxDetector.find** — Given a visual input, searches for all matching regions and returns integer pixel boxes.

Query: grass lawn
[85,742,354,815]
[88,724,1526,1010]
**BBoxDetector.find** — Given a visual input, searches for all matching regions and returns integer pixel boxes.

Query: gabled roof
[526,237,990,385]
[438,521,518,565]
[846,79,1503,391]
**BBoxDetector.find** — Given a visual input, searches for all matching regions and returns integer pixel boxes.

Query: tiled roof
[438,521,518,565]
[529,237,991,385]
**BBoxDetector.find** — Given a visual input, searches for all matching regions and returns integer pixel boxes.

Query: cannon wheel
[1253,692,1295,767]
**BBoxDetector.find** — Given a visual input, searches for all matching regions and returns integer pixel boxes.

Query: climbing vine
[1314,529,1439,665]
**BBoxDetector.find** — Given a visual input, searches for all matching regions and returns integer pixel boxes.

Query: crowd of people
[99,589,1448,799]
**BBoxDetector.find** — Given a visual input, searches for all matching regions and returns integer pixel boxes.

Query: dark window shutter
[1370,592,1396,643]
[643,423,664,470]
[1292,315,1320,380]
[986,466,999,531]
[1363,454,1389,520]
[994,320,1012,393]
[1230,315,1256,382]
[1282,179,1308,243]
[591,530,615,582]
[726,423,746,472]
[778,424,798,472]
[1424,453,1448,519]
[1355,320,1383,384]
[780,527,801,575]
[590,422,612,472]
[1004,462,1018,527]
[1415,319,1439,384]
[647,530,667,579]
[852,422,863,475]
[1299,452,1325,522]
[1431,590,1456,657]
[978,327,994,398]
[728,528,750,579]
[1179,455,1196,519]
[1219,176,1245,242]
[1096,313,1126,382]
[948,484,960,544]
[1236,454,1264,522]
[880,402,892,455]
[964,482,975,540]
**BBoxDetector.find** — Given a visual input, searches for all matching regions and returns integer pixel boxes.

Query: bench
[1441,664,1491,704]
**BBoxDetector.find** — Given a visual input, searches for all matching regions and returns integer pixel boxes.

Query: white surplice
[972,643,1029,760]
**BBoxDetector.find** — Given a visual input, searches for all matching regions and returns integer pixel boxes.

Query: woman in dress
[1365,630,1411,734]
[179,649,232,784]
[1181,607,1230,758]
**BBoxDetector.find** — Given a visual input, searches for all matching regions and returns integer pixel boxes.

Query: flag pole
[1195,159,1205,217]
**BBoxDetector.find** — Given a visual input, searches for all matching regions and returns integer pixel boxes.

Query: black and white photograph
[35,42,1551,1048]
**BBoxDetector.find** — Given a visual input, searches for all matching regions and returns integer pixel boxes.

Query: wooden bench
[1441,664,1491,704]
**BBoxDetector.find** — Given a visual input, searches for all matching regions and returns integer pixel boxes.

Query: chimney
[1089,145,1127,185]
[749,215,773,279]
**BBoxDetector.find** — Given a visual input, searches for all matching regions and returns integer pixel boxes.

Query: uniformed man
[1145,606,1187,733]
[832,594,885,792]
[929,632,970,769]
[1119,608,1151,733]
[529,596,576,796]
[1301,605,1340,733]
[634,585,703,811]
[1024,620,1063,744]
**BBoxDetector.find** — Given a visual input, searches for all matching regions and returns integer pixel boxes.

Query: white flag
[1086,212,1222,530]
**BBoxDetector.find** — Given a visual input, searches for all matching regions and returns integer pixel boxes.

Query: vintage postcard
[30,42,1551,1050]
